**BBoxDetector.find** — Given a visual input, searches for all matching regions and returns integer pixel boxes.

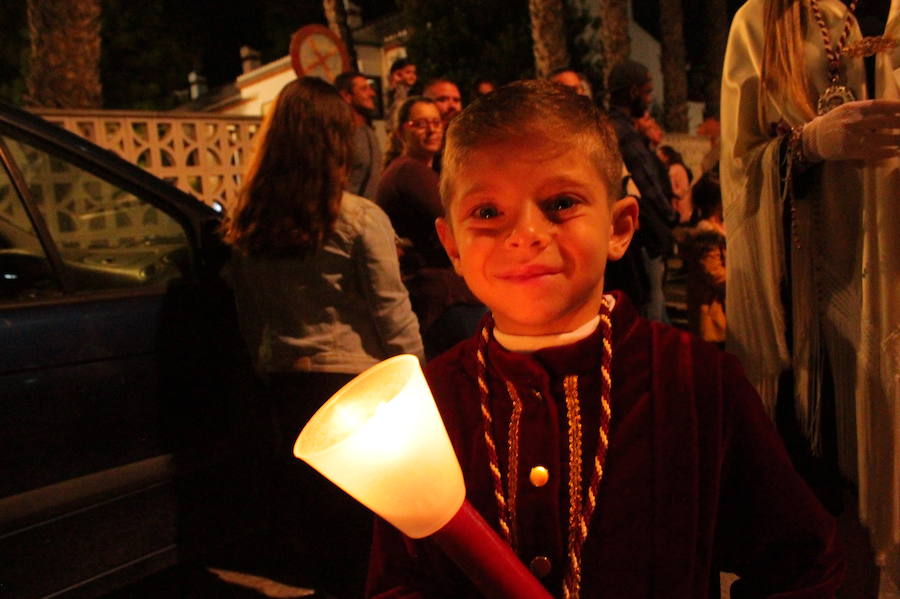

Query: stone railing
[32,108,262,211]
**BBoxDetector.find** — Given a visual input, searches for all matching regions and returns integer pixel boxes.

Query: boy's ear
[435,217,462,273]
[607,196,638,261]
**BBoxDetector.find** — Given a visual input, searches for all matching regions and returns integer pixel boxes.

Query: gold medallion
[817,84,856,115]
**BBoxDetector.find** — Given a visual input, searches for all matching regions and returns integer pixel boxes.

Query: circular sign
[290,24,351,83]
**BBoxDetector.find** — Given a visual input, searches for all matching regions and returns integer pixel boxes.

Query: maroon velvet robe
[366,293,843,598]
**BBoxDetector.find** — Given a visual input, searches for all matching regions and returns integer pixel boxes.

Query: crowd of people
[369,56,723,346]
[217,1,899,594]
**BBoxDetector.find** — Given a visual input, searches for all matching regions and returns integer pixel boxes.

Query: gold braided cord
[477,297,614,599]
[843,35,898,57]
[563,375,583,597]
[809,0,859,77]
[506,381,523,548]
[564,298,614,599]
[476,323,512,543]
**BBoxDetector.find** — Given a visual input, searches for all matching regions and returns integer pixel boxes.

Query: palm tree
[323,0,359,72]
[600,0,630,73]
[596,0,630,106]
[25,0,102,108]
[528,0,570,78]
[658,0,689,132]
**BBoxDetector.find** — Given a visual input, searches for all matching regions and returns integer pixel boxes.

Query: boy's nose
[505,205,551,249]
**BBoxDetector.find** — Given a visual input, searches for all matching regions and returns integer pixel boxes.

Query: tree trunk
[658,0,689,132]
[323,0,359,72]
[597,0,630,106]
[600,0,630,73]
[703,0,728,114]
[26,0,102,108]
[528,0,570,78]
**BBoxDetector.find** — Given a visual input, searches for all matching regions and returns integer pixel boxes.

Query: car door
[0,109,266,598]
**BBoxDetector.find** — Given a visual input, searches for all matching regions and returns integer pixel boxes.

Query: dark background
[0,0,395,108]
[0,1,743,111]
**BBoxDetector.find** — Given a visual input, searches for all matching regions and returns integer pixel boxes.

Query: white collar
[493,295,615,353]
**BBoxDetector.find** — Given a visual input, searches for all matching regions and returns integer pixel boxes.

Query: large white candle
[294,354,465,538]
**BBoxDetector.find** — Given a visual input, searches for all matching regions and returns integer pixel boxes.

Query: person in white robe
[721,0,900,593]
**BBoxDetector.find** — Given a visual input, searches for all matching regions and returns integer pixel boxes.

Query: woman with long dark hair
[223,76,423,597]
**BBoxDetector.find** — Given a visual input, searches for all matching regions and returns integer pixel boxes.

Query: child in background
[366,81,842,598]
[657,144,695,224]
[674,167,726,345]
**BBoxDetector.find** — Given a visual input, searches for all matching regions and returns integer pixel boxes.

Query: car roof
[0,100,218,225]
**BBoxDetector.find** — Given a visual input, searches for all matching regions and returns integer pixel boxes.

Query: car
[0,101,270,598]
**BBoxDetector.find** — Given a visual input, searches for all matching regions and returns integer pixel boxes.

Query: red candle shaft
[431,500,554,599]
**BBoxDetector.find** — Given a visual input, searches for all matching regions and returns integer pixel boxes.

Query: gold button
[529,555,552,578]
[529,465,549,487]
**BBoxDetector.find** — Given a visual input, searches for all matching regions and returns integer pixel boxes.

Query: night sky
[0,0,743,109]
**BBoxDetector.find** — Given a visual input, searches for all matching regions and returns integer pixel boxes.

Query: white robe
[721,0,899,590]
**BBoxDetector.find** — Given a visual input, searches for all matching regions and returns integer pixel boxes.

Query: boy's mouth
[498,265,561,281]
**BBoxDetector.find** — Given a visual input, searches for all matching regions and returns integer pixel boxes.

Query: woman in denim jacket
[222,77,423,598]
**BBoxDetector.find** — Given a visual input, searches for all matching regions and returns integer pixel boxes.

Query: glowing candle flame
[294,355,465,538]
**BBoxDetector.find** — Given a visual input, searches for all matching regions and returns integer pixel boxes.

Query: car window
[2,135,190,294]
[0,159,61,301]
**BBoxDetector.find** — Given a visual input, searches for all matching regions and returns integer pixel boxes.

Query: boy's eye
[473,205,500,220]
[544,195,579,213]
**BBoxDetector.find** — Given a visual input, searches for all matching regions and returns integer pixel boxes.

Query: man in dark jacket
[607,59,677,323]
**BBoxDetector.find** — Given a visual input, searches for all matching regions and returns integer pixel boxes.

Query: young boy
[365,81,843,598]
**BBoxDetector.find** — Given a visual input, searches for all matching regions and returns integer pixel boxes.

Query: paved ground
[104,567,316,598]
[100,530,331,599]
[102,554,325,598]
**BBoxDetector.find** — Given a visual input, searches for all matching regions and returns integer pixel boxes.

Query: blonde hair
[760,0,817,121]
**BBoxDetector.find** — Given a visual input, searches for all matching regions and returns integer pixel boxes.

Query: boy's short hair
[439,80,623,209]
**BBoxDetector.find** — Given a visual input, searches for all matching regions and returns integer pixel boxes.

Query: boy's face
[392,64,417,88]
[437,140,636,336]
